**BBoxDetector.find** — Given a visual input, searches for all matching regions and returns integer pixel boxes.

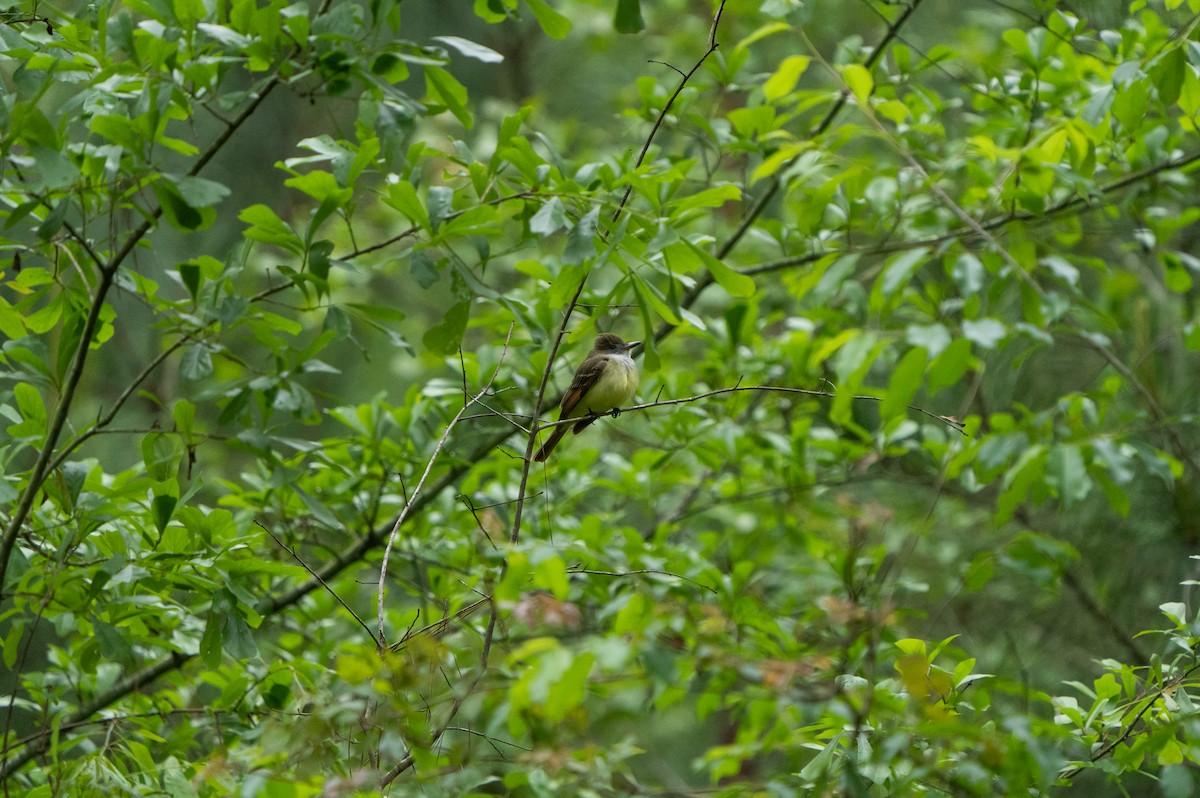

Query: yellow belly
[575,355,638,416]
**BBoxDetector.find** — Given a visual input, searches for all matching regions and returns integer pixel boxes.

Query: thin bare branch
[262,522,378,648]
[613,0,728,223]
[376,326,514,648]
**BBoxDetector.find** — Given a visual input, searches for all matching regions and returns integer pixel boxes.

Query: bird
[534,333,640,462]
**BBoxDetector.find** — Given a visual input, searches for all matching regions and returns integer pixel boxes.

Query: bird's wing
[559,355,607,419]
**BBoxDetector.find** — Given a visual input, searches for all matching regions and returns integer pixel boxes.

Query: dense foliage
[5,0,1200,794]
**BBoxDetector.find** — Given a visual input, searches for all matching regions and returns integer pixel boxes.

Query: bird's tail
[534,423,570,462]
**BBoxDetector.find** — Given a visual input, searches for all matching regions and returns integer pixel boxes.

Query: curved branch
[375,327,512,647]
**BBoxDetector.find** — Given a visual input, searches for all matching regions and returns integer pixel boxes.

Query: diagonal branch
[375,328,513,647]
[0,425,507,780]
[0,73,287,602]
[612,0,728,223]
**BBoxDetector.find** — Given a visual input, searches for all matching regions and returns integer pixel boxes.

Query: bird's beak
[626,341,641,351]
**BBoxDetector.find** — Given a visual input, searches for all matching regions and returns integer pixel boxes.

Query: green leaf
[997,447,1046,524]
[32,144,80,189]
[411,252,441,288]
[425,65,473,129]
[928,338,972,394]
[728,105,775,138]
[427,185,454,231]
[1048,444,1091,506]
[524,0,570,38]
[59,462,89,508]
[842,64,873,104]
[179,261,202,300]
[1161,601,1188,627]
[630,274,681,327]
[196,22,251,48]
[153,180,207,231]
[223,612,259,660]
[1179,66,1200,115]
[1151,46,1186,105]
[877,248,928,301]
[906,323,951,357]
[292,485,342,529]
[54,307,84,382]
[371,52,410,83]
[669,184,741,216]
[14,382,46,433]
[152,491,177,534]
[167,174,231,208]
[1094,471,1131,517]
[764,55,810,101]
[423,299,471,354]
[530,197,568,235]
[614,0,644,33]
[385,182,431,230]
[432,35,504,63]
[307,239,334,282]
[830,332,882,427]
[1161,764,1193,797]
[93,619,134,664]
[173,399,196,438]
[180,344,213,380]
[474,0,513,22]
[200,611,224,667]
[1111,78,1150,132]
[563,207,599,264]
[0,296,27,340]
[544,651,594,720]
[686,241,754,297]
[35,199,69,240]
[533,555,570,600]
[3,624,22,669]
[497,552,530,603]
[25,293,64,335]
[324,305,351,339]
[799,733,842,782]
[285,170,352,204]
[239,204,303,253]
[881,347,928,422]
[141,432,183,481]
[962,318,1007,349]
[951,252,985,294]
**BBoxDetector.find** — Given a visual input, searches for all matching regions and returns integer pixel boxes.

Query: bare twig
[0,70,287,601]
[718,0,925,261]
[380,601,499,785]
[388,595,491,652]
[615,383,966,434]
[376,327,513,647]
[45,336,193,475]
[1058,660,1200,782]
[262,522,379,647]
[512,275,588,544]
[612,0,728,223]
[571,567,718,595]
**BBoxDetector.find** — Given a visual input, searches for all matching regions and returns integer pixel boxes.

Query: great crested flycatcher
[534,333,640,462]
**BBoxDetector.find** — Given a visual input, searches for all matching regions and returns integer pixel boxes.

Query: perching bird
[534,333,640,462]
